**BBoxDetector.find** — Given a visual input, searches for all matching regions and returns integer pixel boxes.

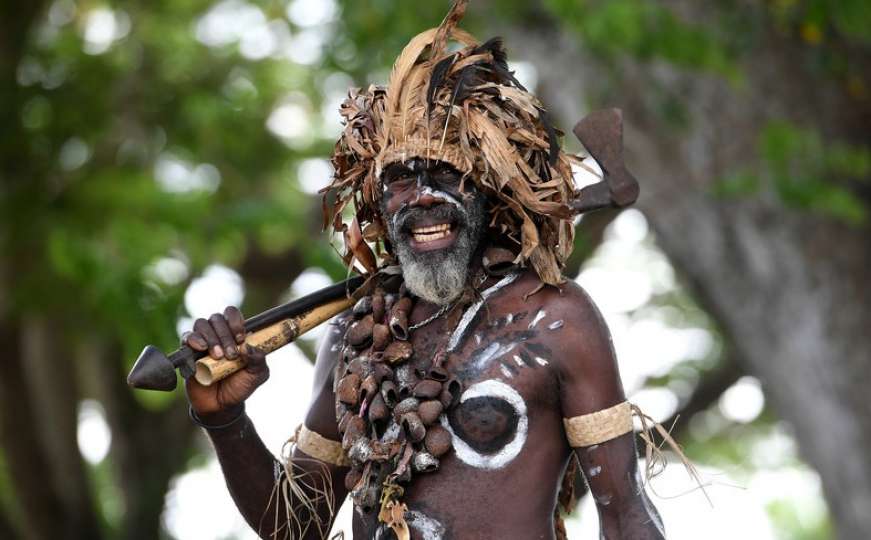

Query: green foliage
[716,121,869,225]
[543,0,739,80]
[767,498,833,540]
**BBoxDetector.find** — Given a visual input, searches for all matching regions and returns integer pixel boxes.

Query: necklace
[407,273,488,332]
[409,301,454,331]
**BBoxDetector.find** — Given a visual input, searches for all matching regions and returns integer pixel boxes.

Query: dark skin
[186,160,664,539]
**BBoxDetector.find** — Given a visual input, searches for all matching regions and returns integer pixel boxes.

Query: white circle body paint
[441,379,528,470]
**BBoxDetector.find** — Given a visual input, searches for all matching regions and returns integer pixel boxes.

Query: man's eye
[386,171,414,187]
[432,168,460,183]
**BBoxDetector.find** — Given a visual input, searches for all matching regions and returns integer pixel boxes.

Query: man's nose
[410,171,443,207]
[413,189,443,208]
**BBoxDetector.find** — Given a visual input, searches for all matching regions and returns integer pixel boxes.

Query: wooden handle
[194,296,355,386]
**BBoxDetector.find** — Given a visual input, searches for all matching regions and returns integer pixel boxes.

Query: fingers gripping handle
[193,296,356,386]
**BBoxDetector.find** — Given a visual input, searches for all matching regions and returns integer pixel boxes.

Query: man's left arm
[550,283,665,539]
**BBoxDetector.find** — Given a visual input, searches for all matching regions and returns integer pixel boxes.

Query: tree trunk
[87,339,196,540]
[505,4,871,538]
[21,316,102,539]
[0,322,68,540]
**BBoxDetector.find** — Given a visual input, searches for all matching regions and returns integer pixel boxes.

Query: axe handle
[194,295,356,386]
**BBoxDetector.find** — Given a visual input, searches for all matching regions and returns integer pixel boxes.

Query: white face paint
[441,379,528,470]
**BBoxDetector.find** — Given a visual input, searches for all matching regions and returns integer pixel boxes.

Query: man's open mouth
[405,219,460,252]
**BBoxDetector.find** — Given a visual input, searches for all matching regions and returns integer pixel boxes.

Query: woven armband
[296,425,350,467]
[563,401,633,447]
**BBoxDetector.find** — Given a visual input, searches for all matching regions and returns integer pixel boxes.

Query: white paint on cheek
[528,309,546,329]
[588,465,602,478]
[547,319,564,330]
[418,187,463,210]
[441,379,528,470]
[407,509,446,540]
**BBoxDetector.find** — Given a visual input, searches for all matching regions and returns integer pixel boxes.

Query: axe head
[128,345,178,392]
[570,108,640,214]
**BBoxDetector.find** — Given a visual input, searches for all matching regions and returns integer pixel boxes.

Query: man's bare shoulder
[504,270,615,376]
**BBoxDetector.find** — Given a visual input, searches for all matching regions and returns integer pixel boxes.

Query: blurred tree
[498,1,870,538]
[0,0,341,537]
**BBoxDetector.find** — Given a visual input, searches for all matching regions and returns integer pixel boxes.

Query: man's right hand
[183,306,269,420]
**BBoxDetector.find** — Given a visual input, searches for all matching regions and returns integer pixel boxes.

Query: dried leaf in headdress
[430,0,469,62]
[323,0,589,288]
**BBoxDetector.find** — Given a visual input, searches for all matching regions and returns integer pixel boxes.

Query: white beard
[396,249,469,305]
[387,190,487,306]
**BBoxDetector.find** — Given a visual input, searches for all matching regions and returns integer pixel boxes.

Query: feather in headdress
[323,0,583,287]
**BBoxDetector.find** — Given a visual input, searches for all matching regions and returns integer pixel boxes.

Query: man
[183,1,665,538]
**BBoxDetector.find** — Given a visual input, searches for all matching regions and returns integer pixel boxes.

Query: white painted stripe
[528,309,546,329]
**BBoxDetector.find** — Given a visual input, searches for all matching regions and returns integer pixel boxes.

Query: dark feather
[473,37,509,71]
[428,53,458,114]
[448,65,473,111]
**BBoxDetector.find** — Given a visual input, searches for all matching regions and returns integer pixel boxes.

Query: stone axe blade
[570,108,640,214]
[127,274,369,392]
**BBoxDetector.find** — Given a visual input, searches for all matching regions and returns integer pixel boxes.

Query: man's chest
[405,302,563,460]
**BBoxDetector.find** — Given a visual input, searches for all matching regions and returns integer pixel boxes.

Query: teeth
[413,230,450,243]
[411,223,451,234]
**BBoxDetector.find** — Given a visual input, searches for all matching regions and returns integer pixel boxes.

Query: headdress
[323,0,583,286]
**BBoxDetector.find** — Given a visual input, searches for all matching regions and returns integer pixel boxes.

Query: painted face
[381,159,487,305]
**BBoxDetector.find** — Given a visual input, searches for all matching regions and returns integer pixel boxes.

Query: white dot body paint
[534,356,549,367]
[513,355,524,367]
[528,309,546,329]
[407,510,447,540]
[547,319,564,330]
[500,365,514,379]
[588,465,602,478]
[441,379,528,470]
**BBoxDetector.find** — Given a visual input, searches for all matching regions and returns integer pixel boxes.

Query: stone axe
[127,274,369,392]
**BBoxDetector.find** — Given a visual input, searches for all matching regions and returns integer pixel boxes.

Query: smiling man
[182,1,667,539]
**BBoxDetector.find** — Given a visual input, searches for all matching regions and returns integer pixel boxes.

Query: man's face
[381,159,487,305]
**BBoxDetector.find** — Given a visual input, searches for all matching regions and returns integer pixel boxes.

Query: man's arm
[550,284,665,540]
[185,308,349,539]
